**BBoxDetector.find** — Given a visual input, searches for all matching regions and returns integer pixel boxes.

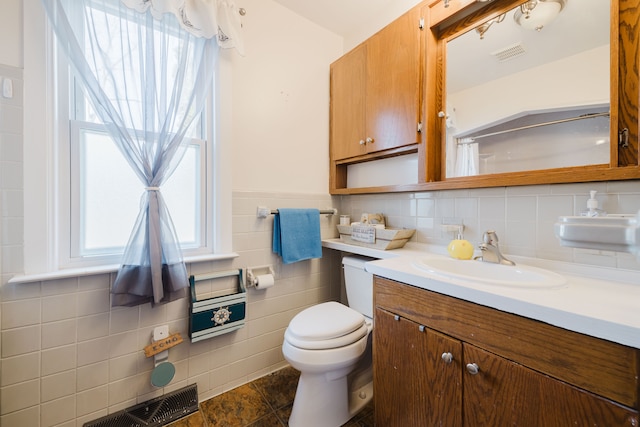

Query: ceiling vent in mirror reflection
[491,42,527,62]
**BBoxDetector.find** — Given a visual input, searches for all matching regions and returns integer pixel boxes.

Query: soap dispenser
[446,225,474,260]
[580,191,607,217]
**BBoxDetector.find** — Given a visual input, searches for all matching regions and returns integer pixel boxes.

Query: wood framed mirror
[422,0,640,189]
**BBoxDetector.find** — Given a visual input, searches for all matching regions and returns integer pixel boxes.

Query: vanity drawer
[374,276,640,409]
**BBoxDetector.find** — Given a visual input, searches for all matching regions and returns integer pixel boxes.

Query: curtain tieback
[145,187,160,191]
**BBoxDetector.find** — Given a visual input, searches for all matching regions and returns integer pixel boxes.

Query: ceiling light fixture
[513,0,567,32]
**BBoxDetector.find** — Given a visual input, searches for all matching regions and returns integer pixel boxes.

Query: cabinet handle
[466,363,479,375]
[365,137,374,144]
[441,352,453,364]
[359,139,366,145]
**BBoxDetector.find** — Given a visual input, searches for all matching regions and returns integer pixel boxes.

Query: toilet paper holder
[246,265,275,287]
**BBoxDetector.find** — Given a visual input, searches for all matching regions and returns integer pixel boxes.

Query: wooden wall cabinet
[329,6,423,190]
[374,276,640,426]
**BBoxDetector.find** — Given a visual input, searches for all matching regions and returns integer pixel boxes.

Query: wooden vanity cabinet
[373,276,640,426]
[329,6,422,187]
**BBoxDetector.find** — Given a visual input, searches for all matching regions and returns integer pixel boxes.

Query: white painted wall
[342,0,423,51]
[0,0,22,68]
[229,0,343,194]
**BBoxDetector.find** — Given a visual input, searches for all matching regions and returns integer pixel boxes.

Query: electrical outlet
[2,77,13,99]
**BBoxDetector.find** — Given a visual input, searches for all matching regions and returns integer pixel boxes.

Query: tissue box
[337,225,415,250]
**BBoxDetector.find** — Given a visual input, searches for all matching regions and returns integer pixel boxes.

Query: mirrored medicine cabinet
[423,0,640,189]
[445,0,610,177]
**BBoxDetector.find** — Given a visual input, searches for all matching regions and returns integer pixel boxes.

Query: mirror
[445,0,610,178]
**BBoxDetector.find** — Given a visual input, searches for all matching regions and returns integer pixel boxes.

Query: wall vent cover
[491,43,526,62]
[83,384,198,427]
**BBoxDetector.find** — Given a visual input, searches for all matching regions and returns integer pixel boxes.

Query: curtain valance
[122,0,244,54]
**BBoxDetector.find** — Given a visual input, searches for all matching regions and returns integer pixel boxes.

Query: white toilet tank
[342,256,374,319]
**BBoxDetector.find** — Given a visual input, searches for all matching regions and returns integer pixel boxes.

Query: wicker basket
[337,225,415,250]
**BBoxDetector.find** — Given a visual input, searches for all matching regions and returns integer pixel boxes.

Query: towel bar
[256,206,337,218]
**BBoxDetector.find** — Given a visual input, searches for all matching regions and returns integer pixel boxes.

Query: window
[22,1,233,277]
[55,4,212,268]
[69,122,206,258]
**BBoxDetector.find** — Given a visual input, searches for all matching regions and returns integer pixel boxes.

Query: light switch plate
[2,77,13,99]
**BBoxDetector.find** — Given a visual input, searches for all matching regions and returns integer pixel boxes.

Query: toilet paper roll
[255,274,275,289]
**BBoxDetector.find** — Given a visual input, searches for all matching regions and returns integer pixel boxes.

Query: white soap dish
[554,213,640,254]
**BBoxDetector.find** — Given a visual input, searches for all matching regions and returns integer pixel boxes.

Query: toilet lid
[286,302,367,350]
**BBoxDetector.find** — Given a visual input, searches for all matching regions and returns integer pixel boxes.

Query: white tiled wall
[0,190,342,427]
[337,180,640,271]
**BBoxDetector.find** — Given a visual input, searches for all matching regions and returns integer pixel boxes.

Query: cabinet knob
[359,139,366,145]
[365,137,374,144]
[443,0,450,8]
[466,363,479,375]
[441,352,453,364]
[438,111,447,118]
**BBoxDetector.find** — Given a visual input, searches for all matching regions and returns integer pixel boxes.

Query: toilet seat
[285,301,367,350]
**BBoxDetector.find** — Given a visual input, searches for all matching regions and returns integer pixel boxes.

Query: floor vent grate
[83,384,199,427]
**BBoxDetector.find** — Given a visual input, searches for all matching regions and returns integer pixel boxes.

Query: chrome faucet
[475,230,515,266]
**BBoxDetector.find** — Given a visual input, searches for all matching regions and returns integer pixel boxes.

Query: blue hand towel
[273,208,322,264]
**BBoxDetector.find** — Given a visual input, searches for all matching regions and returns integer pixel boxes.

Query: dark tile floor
[169,365,374,427]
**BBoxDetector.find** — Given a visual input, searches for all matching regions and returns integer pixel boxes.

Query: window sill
[8,252,240,284]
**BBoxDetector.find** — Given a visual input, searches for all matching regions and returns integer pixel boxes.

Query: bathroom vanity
[322,239,640,426]
[373,276,639,426]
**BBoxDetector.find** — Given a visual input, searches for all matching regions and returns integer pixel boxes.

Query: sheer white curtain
[42,0,243,306]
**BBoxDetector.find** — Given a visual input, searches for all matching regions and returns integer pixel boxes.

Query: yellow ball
[447,239,474,260]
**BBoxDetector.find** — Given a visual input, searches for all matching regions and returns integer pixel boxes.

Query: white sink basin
[412,257,567,289]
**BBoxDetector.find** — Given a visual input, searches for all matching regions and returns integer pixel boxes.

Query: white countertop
[323,238,640,349]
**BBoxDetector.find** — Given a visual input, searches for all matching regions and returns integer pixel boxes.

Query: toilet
[282,256,374,427]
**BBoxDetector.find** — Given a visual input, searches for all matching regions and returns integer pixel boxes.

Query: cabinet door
[374,308,462,426]
[462,344,639,427]
[366,7,421,154]
[330,45,367,161]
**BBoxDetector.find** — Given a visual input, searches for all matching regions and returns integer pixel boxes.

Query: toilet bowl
[282,256,374,427]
